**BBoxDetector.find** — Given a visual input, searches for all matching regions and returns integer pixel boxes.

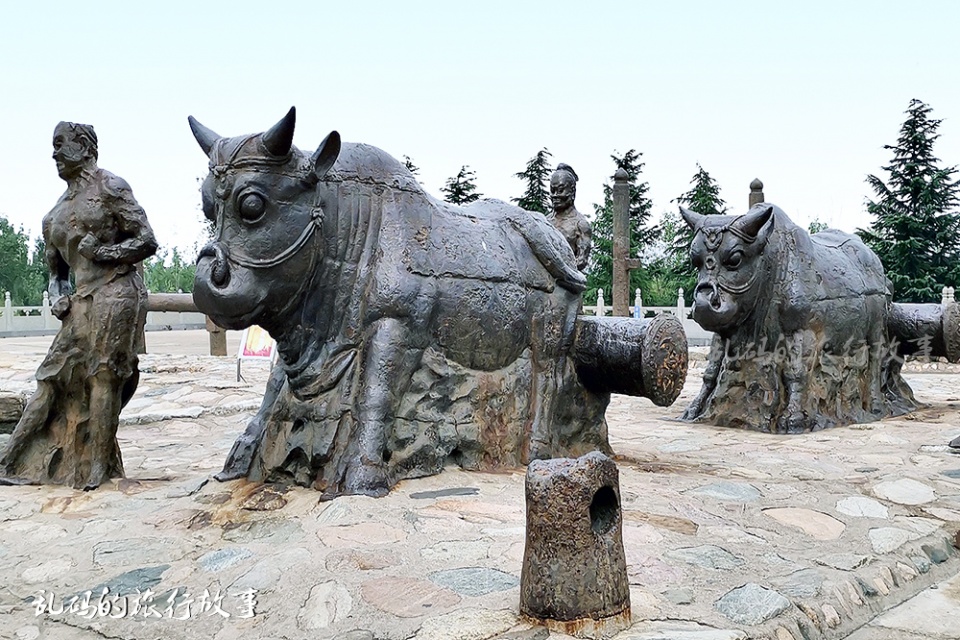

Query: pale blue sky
[2,1,959,254]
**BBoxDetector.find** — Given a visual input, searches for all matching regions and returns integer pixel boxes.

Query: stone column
[520,451,631,637]
[749,178,765,208]
[612,169,640,316]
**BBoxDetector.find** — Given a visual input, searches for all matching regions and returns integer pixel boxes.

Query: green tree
[585,150,657,303]
[512,148,552,213]
[441,165,482,205]
[0,216,44,306]
[857,99,960,302]
[640,210,699,306]
[808,219,828,235]
[144,247,197,293]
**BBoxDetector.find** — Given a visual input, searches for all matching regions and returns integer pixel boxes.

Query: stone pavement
[0,330,958,640]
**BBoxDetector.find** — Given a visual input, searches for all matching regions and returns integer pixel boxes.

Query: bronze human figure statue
[0,122,157,490]
[548,163,592,271]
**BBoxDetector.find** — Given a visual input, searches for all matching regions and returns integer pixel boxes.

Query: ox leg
[345,317,420,497]
[215,365,286,482]
[680,335,725,421]
[777,331,808,433]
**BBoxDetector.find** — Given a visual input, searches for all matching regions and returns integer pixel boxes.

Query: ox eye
[239,193,266,221]
[725,251,744,268]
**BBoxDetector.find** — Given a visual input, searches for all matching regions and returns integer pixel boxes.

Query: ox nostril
[199,242,230,288]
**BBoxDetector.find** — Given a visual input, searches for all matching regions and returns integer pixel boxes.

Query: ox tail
[887,301,960,363]
[573,314,688,406]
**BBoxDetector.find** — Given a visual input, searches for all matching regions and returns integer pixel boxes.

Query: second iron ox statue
[188,108,686,497]
[680,203,959,433]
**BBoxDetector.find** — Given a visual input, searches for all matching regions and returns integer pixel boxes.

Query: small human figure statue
[0,122,157,490]
[548,163,592,271]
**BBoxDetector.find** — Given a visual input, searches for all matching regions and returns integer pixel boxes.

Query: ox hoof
[776,412,808,434]
[214,469,248,482]
[345,464,390,498]
[83,465,110,492]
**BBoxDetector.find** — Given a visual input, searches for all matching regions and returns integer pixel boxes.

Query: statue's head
[550,163,578,212]
[681,204,775,334]
[187,107,341,333]
[52,122,98,180]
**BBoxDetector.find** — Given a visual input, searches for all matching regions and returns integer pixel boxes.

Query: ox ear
[679,206,705,230]
[312,131,341,180]
[262,106,296,157]
[732,205,775,242]
[188,115,221,156]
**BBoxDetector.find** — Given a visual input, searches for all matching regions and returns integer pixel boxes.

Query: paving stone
[93,537,184,567]
[763,508,846,540]
[233,548,309,591]
[943,468,960,479]
[21,558,75,584]
[714,583,791,626]
[872,478,936,505]
[83,565,169,598]
[869,528,913,554]
[774,568,824,598]
[492,628,549,640]
[297,580,353,630]
[222,519,302,544]
[361,576,462,618]
[626,553,685,586]
[896,562,918,581]
[421,539,491,565]
[921,543,949,564]
[685,481,761,502]
[318,522,407,546]
[198,547,253,572]
[910,555,932,574]
[325,548,400,572]
[13,626,40,640]
[836,496,889,519]
[166,476,209,498]
[665,545,744,571]
[924,507,960,522]
[662,588,695,604]
[821,604,841,628]
[409,487,480,499]
[815,553,870,571]
[413,607,515,639]
[621,621,747,639]
[428,567,519,596]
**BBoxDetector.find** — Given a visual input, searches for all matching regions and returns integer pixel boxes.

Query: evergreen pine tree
[585,150,657,302]
[441,166,482,205]
[512,148,552,213]
[858,99,960,302]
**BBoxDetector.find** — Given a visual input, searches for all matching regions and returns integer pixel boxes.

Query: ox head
[681,205,775,334]
[188,107,341,332]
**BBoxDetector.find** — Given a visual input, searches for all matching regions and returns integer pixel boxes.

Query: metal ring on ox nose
[228,211,322,270]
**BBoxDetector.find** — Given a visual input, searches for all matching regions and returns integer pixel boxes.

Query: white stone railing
[0,291,206,336]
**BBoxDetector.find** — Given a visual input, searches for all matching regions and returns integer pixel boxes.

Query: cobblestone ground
[0,331,958,640]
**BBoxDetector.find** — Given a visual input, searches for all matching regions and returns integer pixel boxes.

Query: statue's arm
[576,218,593,269]
[42,219,71,302]
[93,176,159,264]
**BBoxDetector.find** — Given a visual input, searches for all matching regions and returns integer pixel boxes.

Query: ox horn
[679,206,705,231]
[262,106,296,157]
[187,116,221,156]
[732,205,775,241]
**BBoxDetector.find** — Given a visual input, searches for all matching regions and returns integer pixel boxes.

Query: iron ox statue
[188,108,687,498]
[680,203,960,433]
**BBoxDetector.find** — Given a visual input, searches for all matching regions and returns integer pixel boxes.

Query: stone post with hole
[520,451,630,637]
